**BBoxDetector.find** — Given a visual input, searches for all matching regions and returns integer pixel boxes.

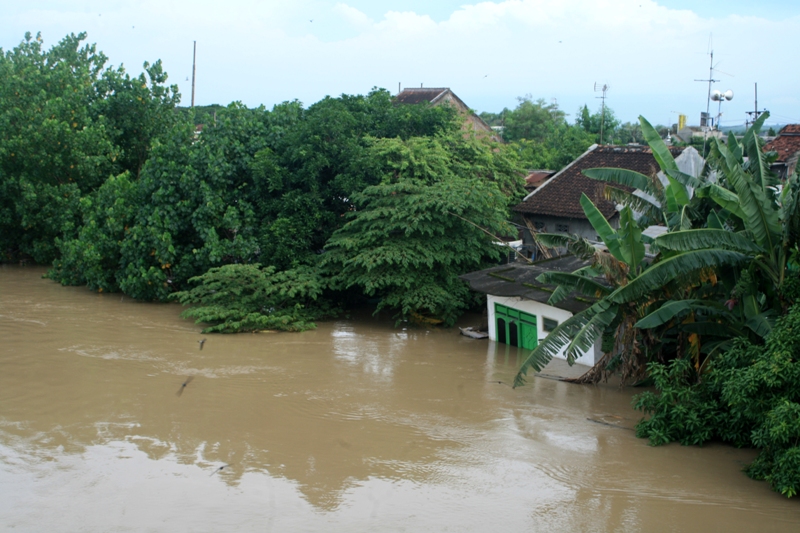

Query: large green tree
[52,90,465,302]
[322,133,523,325]
[0,32,179,263]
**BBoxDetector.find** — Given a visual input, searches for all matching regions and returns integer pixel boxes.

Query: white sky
[2,0,799,127]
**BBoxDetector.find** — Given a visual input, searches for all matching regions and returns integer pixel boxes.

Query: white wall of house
[487,294,600,367]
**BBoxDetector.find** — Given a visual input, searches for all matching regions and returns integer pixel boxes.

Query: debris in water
[459,327,488,339]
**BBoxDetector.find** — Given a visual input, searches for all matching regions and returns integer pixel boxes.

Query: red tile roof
[525,170,555,188]
[513,145,684,219]
[763,124,800,163]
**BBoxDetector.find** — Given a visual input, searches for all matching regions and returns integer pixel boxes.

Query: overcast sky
[3,0,798,127]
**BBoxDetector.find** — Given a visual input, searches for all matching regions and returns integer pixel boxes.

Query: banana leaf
[665,168,704,190]
[656,228,765,254]
[537,271,611,300]
[580,193,623,262]
[513,300,618,387]
[742,112,770,188]
[635,299,733,329]
[583,167,656,196]
[745,310,775,338]
[603,186,662,225]
[722,144,781,253]
[608,249,749,305]
[695,183,746,221]
[618,207,644,269]
[639,115,679,174]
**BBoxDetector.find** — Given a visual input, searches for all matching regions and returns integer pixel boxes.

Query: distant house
[524,170,555,192]
[763,124,800,180]
[460,255,604,367]
[395,87,501,142]
[512,144,703,251]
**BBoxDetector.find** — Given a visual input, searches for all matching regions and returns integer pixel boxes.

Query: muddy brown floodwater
[1,266,798,532]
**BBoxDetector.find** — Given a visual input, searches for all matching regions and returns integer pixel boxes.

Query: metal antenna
[694,36,719,154]
[745,83,768,130]
[191,41,197,108]
[594,82,609,144]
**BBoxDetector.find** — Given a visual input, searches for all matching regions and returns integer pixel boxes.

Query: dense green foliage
[509,112,800,496]
[634,303,800,497]
[0,32,179,263]
[480,97,594,171]
[170,263,330,333]
[8,34,523,329]
[322,135,521,326]
[480,98,668,172]
[49,90,466,300]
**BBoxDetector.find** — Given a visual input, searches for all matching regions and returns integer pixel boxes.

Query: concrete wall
[487,294,600,367]
[521,215,619,255]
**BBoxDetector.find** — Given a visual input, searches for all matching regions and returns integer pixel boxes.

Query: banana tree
[635,113,800,347]
[582,116,704,232]
[513,187,750,386]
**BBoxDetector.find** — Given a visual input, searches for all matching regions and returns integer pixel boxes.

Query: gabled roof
[513,144,685,220]
[395,88,453,105]
[459,255,601,314]
[763,124,800,163]
[395,87,497,140]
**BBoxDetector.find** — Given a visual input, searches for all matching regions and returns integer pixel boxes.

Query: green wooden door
[495,304,538,350]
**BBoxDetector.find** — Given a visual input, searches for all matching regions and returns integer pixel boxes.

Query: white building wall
[487,294,600,367]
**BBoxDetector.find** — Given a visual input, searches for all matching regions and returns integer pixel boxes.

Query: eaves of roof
[459,256,605,314]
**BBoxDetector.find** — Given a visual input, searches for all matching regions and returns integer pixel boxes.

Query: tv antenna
[594,82,609,144]
[745,83,768,130]
[694,35,722,153]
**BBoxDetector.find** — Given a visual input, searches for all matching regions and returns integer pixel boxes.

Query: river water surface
[1,266,798,532]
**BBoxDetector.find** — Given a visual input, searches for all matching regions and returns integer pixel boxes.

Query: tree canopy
[0,32,179,263]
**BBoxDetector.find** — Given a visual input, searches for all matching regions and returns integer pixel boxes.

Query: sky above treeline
[3,0,798,128]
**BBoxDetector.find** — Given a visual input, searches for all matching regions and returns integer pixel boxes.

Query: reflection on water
[1,265,798,532]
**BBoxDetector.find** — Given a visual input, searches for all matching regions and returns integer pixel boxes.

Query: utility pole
[191,41,197,108]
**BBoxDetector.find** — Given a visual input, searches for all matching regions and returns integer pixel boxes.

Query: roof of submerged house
[459,255,604,314]
[513,144,686,220]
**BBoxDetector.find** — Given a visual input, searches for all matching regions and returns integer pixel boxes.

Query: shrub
[634,304,800,497]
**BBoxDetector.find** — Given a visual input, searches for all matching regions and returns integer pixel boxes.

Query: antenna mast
[191,41,197,108]
[594,82,609,144]
[694,38,719,154]
[745,83,768,129]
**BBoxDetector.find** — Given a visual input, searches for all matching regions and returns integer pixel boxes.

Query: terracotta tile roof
[525,170,555,188]
[513,145,685,220]
[763,124,800,163]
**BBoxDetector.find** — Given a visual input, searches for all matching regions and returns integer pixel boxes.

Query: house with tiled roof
[512,144,703,251]
[763,124,800,179]
[395,87,501,141]
[458,144,703,363]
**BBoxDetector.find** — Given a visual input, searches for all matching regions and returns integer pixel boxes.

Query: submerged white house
[460,256,603,367]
